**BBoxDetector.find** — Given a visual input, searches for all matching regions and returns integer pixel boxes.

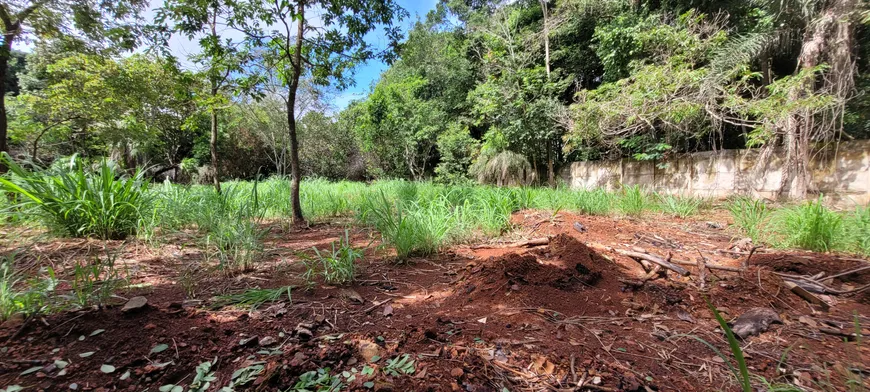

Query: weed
[383,354,416,377]
[212,286,292,311]
[617,185,649,217]
[728,197,770,242]
[360,191,449,260]
[771,197,842,252]
[303,230,362,285]
[0,154,152,240]
[289,368,343,392]
[67,249,126,309]
[842,207,870,256]
[658,194,703,218]
[0,253,57,321]
[574,189,613,215]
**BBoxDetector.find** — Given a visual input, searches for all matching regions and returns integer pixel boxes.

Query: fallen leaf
[150,343,169,354]
[100,364,116,373]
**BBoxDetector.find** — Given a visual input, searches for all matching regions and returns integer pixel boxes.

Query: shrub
[771,197,842,252]
[658,194,703,218]
[617,185,649,217]
[0,154,151,239]
[727,197,769,242]
[303,230,362,285]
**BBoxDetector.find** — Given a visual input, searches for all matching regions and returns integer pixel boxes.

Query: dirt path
[1,212,868,391]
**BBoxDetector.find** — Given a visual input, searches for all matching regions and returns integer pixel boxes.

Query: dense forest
[2,0,869,203]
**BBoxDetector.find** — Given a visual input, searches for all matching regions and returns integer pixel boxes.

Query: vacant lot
[0,178,868,392]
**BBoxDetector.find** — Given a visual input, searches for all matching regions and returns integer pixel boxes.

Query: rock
[729,307,782,339]
[259,336,277,346]
[357,340,381,362]
[450,367,464,378]
[383,304,393,317]
[340,288,364,304]
[69,383,78,390]
[122,296,148,312]
[573,222,587,233]
[705,221,723,229]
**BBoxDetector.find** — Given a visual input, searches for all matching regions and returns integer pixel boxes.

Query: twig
[362,298,393,314]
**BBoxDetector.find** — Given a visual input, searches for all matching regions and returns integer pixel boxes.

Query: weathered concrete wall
[561,140,870,206]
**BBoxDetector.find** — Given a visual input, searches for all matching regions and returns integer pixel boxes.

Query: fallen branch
[612,249,690,276]
[471,237,550,249]
[362,298,393,314]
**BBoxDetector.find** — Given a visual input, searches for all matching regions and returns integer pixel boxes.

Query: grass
[0,154,151,240]
[728,197,770,243]
[770,197,842,252]
[212,286,293,311]
[658,194,703,218]
[303,229,363,285]
[617,185,650,217]
[0,253,57,321]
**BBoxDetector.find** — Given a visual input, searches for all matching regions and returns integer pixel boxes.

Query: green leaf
[89,329,105,336]
[21,366,43,375]
[78,351,95,358]
[100,364,116,373]
[706,297,752,392]
[369,355,381,363]
[363,381,375,388]
[120,370,131,380]
[150,343,169,354]
[54,359,69,369]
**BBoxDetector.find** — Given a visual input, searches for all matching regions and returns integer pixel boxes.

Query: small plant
[303,230,362,285]
[617,185,649,217]
[727,197,770,243]
[67,249,126,308]
[0,154,152,240]
[842,206,870,256]
[771,197,842,252]
[658,194,703,218]
[212,286,292,311]
[0,253,57,321]
[383,354,416,377]
[289,368,343,392]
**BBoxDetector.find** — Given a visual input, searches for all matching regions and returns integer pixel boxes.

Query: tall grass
[658,194,703,218]
[359,191,450,260]
[617,185,650,217]
[574,189,613,215]
[841,207,870,256]
[0,154,151,239]
[728,197,770,242]
[303,230,362,285]
[770,197,842,252]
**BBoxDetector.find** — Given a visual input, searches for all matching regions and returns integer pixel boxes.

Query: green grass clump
[574,189,614,215]
[727,197,770,243]
[0,253,57,321]
[0,154,151,240]
[617,185,650,217]
[303,230,362,285]
[658,194,703,218]
[771,197,842,252]
[360,191,449,260]
[212,286,292,311]
[841,207,870,256]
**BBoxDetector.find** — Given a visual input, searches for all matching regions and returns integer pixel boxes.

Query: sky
[145,0,440,110]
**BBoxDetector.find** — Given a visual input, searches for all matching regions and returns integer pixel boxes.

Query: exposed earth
[1,211,868,391]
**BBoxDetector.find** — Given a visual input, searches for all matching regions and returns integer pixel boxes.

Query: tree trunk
[286,0,305,224]
[210,106,221,193]
[0,32,12,170]
[547,139,555,188]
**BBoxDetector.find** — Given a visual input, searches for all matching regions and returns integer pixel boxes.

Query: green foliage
[289,368,342,392]
[213,286,292,311]
[359,191,450,260]
[727,197,770,243]
[658,194,703,218]
[303,230,362,285]
[383,354,416,377]
[435,124,479,184]
[842,207,870,256]
[574,189,614,216]
[67,251,126,308]
[0,253,57,321]
[0,154,152,240]
[770,197,842,252]
[470,150,536,186]
[617,185,650,217]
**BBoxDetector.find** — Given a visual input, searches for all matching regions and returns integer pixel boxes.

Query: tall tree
[0,0,145,161]
[230,0,405,223]
[155,0,254,192]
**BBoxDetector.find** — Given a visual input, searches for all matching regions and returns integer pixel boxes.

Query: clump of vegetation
[727,197,770,243]
[574,189,614,216]
[841,207,870,256]
[303,230,363,285]
[658,194,703,218]
[617,185,650,217]
[0,154,151,240]
[212,286,292,311]
[771,197,842,252]
[67,250,126,308]
[360,191,450,260]
[0,253,57,321]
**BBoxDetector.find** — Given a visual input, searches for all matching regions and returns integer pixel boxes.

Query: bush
[727,197,769,242]
[435,124,479,184]
[0,154,151,240]
[771,197,842,252]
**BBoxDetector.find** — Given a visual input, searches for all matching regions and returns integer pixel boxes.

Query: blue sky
[146,0,439,111]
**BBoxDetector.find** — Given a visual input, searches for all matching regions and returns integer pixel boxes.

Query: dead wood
[613,249,690,276]
[471,237,550,249]
[782,280,830,309]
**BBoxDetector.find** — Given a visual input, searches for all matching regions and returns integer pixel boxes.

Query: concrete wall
[561,140,870,206]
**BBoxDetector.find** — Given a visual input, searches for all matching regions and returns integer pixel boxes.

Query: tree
[0,0,145,161]
[155,0,256,192]
[229,0,406,223]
